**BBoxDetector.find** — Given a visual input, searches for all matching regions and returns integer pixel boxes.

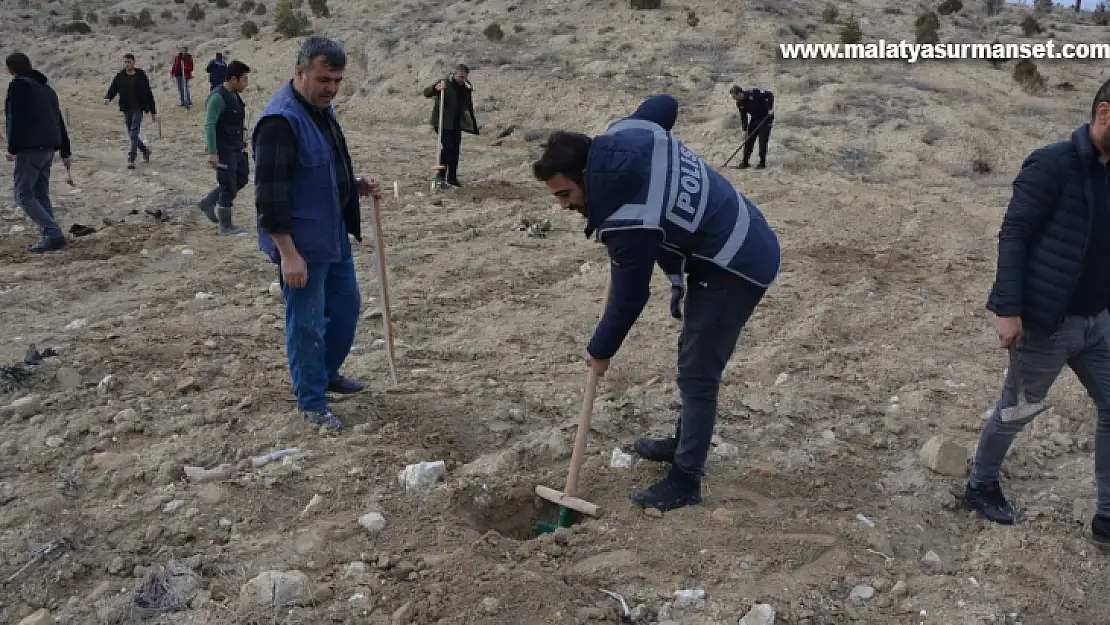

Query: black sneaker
[632,437,677,464]
[631,467,702,512]
[302,408,343,430]
[963,481,1017,525]
[1091,515,1110,550]
[327,376,365,394]
[142,148,151,163]
[736,162,750,169]
[127,160,136,170]
[755,162,766,169]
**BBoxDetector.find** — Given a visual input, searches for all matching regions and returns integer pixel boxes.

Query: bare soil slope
[3,0,1110,624]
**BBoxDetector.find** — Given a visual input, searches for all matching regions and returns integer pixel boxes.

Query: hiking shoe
[142,148,151,163]
[127,160,136,170]
[737,162,750,169]
[632,436,678,464]
[963,481,1017,525]
[27,236,67,253]
[755,162,766,169]
[631,467,702,512]
[327,376,365,394]
[302,408,343,430]
[196,197,218,223]
[1091,515,1110,550]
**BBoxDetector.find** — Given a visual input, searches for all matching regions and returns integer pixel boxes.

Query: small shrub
[1033,0,1052,13]
[686,9,698,27]
[1013,58,1046,93]
[160,9,172,18]
[1057,80,1075,91]
[915,10,940,44]
[971,158,991,174]
[1020,15,1042,36]
[937,0,962,15]
[136,7,154,27]
[51,20,91,33]
[630,0,661,8]
[174,0,184,3]
[187,3,205,19]
[839,13,862,44]
[240,0,255,12]
[984,0,1003,15]
[273,0,310,37]
[482,22,503,41]
[85,10,96,21]
[106,13,125,25]
[253,2,266,13]
[70,5,82,19]
[241,19,258,36]
[308,0,327,17]
[215,0,228,7]
[988,38,1007,68]
[822,3,838,23]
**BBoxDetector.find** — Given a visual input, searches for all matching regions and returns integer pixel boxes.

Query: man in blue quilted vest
[532,94,782,512]
[252,36,381,430]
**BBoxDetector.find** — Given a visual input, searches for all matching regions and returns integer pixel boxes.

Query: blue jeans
[672,273,766,477]
[12,148,63,240]
[124,111,149,161]
[969,312,1110,516]
[174,75,192,106]
[279,246,362,412]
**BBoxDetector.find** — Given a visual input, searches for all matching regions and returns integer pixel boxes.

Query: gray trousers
[672,274,766,477]
[12,148,63,240]
[969,312,1110,517]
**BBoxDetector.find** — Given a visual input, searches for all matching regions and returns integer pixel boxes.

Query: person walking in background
[252,36,382,430]
[422,64,479,187]
[198,60,251,235]
[730,85,774,169]
[4,52,72,252]
[206,52,227,92]
[104,53,156,169]
[171,45,194,108]
[965,79,1110,550]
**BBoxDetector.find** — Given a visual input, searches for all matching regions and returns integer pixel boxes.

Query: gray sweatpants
[969,312,1110,517]
[12,148,63,240]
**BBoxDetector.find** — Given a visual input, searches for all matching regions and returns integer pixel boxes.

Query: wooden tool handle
[563,274,612,497]
[371,196,398,384]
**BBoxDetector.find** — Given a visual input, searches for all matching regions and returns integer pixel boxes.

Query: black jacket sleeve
[986,148,1062,318]
[5,80,31,155]
[105,74,119,101]
[423,82,440,98]
[141,72,157,116]
[736,100,749,131]
[766,91,775,113]
[587,229,662,360]
[56,101,71,159]
[253,116,297,235]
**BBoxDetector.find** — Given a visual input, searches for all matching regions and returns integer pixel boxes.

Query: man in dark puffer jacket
[966,78,1110,549]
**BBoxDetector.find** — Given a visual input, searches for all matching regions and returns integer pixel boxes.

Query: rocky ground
[4,0,1110,624]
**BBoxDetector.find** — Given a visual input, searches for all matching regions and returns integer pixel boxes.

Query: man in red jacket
[170,45,194,109]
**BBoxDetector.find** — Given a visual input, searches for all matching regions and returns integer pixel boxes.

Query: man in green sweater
[197,60,250,235]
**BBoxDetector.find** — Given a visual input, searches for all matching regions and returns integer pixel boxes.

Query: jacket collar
[1073,123,1099,163]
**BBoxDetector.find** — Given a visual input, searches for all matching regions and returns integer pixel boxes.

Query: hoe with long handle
[369,195,398,385]
[534,277,611,533]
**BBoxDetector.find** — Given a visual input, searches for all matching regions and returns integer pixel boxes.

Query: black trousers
[741,117,772,165]
[440,128,462,183]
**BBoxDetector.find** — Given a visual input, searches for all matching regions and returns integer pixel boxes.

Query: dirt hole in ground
[452,483,564,540]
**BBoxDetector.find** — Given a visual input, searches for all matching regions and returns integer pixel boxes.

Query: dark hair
[455,63,470,74]
[729,85,743,94]
[296,36,346,71]
[1093,78,1110,121]
[215,52,224,60]
[226,60,250,79]
[532,131,592,186]
[124,53,135,61]
[5,52,31,74]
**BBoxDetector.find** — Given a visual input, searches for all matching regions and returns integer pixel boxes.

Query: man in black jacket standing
[4,52,72,252]
[104,54,157,169]
[423,64,479,187]
[967,78,1110,550]
[729,85,774,169]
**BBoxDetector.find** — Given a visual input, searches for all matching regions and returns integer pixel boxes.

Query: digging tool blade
[999,344,1051,423]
